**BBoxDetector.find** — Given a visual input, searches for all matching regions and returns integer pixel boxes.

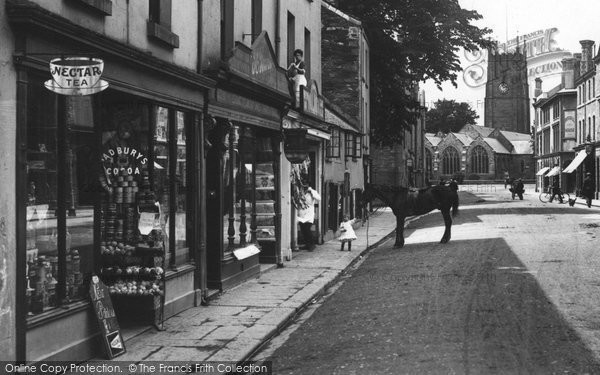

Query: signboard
[45,57,108,95]
[564,111,576,139]
[89,276,125,359]
[300,81,325,120]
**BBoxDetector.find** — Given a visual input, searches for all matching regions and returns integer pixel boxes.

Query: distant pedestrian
[549,178,564,203]
[504,170,510,189]
[511,178,525,200]
[297,182,321,251]
[338,215,357,251]
[582,172,595,208]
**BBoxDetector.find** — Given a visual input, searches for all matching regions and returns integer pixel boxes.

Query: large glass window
[24,81,194,318]
[470,146,489,174]
[442,147,460,175]
[152,106,191,266]
[222,125,277,252]
[25,75,96,316]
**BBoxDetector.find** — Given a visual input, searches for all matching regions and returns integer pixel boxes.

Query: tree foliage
[335,0,493,145]
[426,99,479,134]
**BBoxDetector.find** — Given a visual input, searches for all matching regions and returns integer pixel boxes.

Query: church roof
[484,138,511,154]
[499,130,531,141]
[467,125,494,137]
[425,133,442,146]
[453,133,473,145]
[511,140,533,154]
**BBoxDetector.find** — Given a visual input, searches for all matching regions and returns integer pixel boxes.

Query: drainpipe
[275,0,281,63]
[197,0,203,73]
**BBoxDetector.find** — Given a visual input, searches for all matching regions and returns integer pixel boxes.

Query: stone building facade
[424,125,534,182]
[485,49,531,134]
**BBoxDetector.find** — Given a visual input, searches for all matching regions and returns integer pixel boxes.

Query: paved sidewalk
[112,209,398,364]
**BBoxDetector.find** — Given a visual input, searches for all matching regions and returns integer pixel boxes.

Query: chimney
[534,78,543,98]
[580,40,595,75]
[561,57,576,89]
[573,53,582,80]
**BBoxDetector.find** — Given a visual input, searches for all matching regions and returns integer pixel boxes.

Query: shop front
[283,81,330,252]
[9,6,213,361]
[571,143,599,199]
[205,32,290,289]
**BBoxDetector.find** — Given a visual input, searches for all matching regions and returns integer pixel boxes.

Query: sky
[422,0,600,124]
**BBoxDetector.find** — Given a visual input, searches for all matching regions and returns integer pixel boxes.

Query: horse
[363,183,459,248]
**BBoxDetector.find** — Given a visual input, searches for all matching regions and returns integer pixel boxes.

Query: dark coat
[582,176,594,194]
[513,180,525,194]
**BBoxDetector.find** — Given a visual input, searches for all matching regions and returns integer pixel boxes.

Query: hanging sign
[45,57,109,95]
[89,276,126,359]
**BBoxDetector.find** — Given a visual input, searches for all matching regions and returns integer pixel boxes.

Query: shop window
[326,128,341,158]
[222,125,277,252]
[25,75,97,316]
[151,107,191,266]
[23,76,197,319]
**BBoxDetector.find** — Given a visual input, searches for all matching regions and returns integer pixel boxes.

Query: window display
[222,126,278,250]
[23,82,192,324]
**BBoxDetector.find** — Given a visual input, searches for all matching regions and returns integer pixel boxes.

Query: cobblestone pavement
[259,185,600,374]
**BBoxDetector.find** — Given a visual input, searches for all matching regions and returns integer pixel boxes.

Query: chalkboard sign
[89,275,126,359]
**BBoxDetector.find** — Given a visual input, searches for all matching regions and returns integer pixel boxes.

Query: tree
[426,99,479,133]
[335,0,493,145]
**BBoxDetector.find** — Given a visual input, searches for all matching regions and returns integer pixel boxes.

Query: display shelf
[99,168,165,330]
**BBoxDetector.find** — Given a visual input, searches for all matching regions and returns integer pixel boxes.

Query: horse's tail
[452,192,459,217]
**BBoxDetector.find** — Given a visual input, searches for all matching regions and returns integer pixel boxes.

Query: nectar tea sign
[45,57,109,95]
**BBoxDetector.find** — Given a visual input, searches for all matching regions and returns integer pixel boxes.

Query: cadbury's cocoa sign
[45,57,109,95]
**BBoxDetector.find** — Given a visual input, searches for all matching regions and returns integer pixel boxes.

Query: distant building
[424,125,534,182]
[485,49,530,134]
[532,55,579,194]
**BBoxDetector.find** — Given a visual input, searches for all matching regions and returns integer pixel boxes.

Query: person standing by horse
[582,172,595,208]
[511,178,525,200]
[296,182,321,251]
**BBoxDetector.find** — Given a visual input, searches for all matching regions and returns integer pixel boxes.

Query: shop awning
[536,167,550,176]
[562,150,587,173]
[546,166,561,177]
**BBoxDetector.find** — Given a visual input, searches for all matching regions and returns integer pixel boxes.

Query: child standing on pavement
[339,215,357,251]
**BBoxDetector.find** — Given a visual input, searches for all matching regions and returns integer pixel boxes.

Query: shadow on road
[267,237,600,374]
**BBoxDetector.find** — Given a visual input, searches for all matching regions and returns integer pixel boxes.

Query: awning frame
[562,150,587,174]
[546,166,561,177]
[536,166,550,176]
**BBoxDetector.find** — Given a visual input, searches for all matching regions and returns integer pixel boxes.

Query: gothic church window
[470,146,488,174]
[442,147,460,175]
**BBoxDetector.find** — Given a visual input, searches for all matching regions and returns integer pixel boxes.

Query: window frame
[147,0,179,48]
[326,127,341,158]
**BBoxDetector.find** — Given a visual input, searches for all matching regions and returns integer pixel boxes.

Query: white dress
[338,219,357,242]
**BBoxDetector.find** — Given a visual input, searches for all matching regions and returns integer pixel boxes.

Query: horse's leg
[395,215,405,248]
[440,208,452,243]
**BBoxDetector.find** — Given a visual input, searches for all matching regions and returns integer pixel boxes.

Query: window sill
[26,300,91,330]
[147,21,180,49]
[68,0,112,15]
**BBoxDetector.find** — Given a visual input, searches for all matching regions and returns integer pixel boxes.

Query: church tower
[484,48,530,134]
